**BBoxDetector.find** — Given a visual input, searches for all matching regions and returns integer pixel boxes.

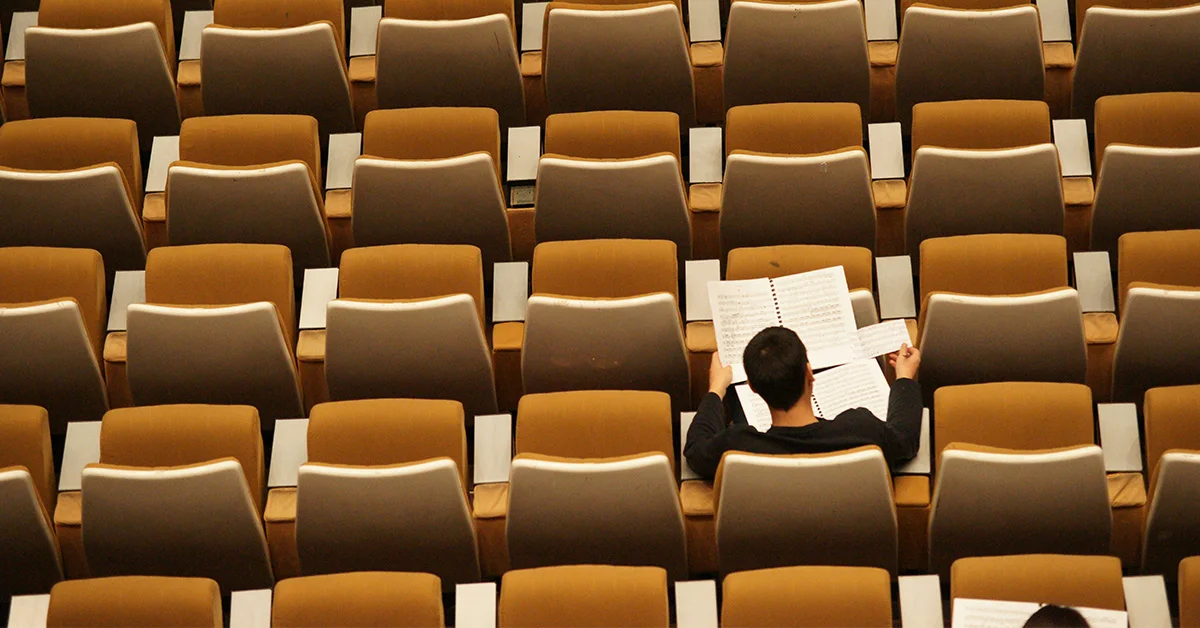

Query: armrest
[875,255,916,320]
[298,268,340,330]
[868,122,905,180]
[145,136,180,195]
[1043,41,1075,69]
[899,575,943,628]
[1054,119,1092,178]
[7,594,50,628]
[493,262,530,323]
[675,581,718,628]
[506,125,541,184]
[519,51,542,78]
[867,40,897,67]
[229,589,273,628]
[688,127,723,184]
[267,419,309,488]
[107,271,146,332]
[59,421,102,492]
[5,12,37,62]
[688,0,721,42]
[1123,576,1171,628]
[349,6,383,58]
[864,0,898,41]
[474,413,513,485]
[1098,403,1143,473]
[520,2,549,52]
[873,179,907,209]
[1084,312,1118,345]
[1037,0,1072,42]
[679,479,714,516]
[179,11,213,62]
[679,412,702,480]
[685,260,721,322]
[326,133,361,191]
[492,322,524,353]
[455,583,498,628]
[297,330,326,363]
[1074,251,1115,313]
[895,408,932,475]
[689,183,721,213]
[473,482,509,519]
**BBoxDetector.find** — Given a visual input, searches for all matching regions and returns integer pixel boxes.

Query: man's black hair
[1023,605,1091,628]
[743,326,809,411]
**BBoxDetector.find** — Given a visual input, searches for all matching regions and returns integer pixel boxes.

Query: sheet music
[852,319,913,360]
[811,359,891,420]
[952,599,1128,628]
[772,267,859,369]
[708,278,779,382]
[735,384,774,432]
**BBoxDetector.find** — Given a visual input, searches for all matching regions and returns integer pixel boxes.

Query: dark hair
[1023,605,1091,628]
[743,327,809,411]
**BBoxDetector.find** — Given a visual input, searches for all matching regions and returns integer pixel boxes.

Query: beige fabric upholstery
[179,114,323,180]
[37,0,175,61]
[1117,230,1200,315]
[1090,145,1200,257]
[950,554,1126,610]
[0,405,55,512]
[934,383,1095,460]
[928,444,1112,576]
[1072,4,1200,123]
[906,144,1063,262]
[47,576,222,628]
[895,5,1044,129]
[721,148,875,256]
[499,565,669,627]
[1111,285,1200,403]
[534,154,691,261]
[531,239,678,301]
[507,453,687,579]
[1182,556,1200,628]
[723,0,869,114]
[0,466,62,596]
[545,110,680,162]
[0,117,143,198]
[1143,450,1200,575]
[215,0,345,51]
[1093,92,1200,169]
[722,566,892,628]
[727,244,874,290]
[1144,385,1200,486]
[515,391,674,466]
[522,293,690,410]
[911,99,1051,153]
[726,102,863,157]
[919,234,1068,304]
[338,244,486,323]
[715,448,897,576]
[543,3,695,126]
[376,15,524,128]
[81,459,274,591]
[273,571,445,628]
[364,107,502,177]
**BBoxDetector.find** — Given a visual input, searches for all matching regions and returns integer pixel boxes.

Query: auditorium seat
[1090,94,1200,257]
[115,244,303,423]
[1072,0,1200,124]
[0,405,62,598]
[927,383,1112,576]
[721,565,892,628]
[69,404,272,591]
[201,0,355,134]
[510,239,689,412]
[535,112,691,260]
[539,0,695,126]
[1111,230,1200,403]
[503,391,688,580]
[165,115,331,271]
[19,0,181,149]
[346,108,512,270]
[374,0,524,128]
[273,571,445,628]
[714,447,898,576]
[46,576,223,627]
[894,1,1044,129]
[1141,385,1200,575]
[720,104,875,258]
[722,0,870,115]
[499,565,670,627]
[906,101,1063,262]
[0,247,109,431]
[0,118,147,272]
[1181,556,1200,627]
[950,554,1127,611]
[301,244,499,416]
[270,399,481,587]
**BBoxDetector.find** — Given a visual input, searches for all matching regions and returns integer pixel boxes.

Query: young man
[683,326,923,480]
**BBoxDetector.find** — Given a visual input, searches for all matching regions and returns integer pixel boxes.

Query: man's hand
[709,352,733,399]
[888,343,921,380]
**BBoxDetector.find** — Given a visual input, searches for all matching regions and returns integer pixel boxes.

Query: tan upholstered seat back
[338,244,486,325]
[386,0,516,25]
[272,572,445,628]
[532,239,678,301]
[727,245,873,290]
[499,565,670,627]
[911,99,1052,156]
[99,404,265,513]
[919,234,1068,304]
[1181,556,1200,628]
[179,114,323,184]
[515,391,674,467]
[726,103,863,156]
[901,0,1027,12]
[364,107,503,182]
[1074,0,1194,39]
[950,554,1126,610]
[1090,146,1200,257]
[0,465,62,597]
[307,398,468,488]
[1111,284,1200,403]
[46,576,222,628]
[1117,230,1200,312]
[1093,92,1200,170]
[0,247,107,360]
[934,383,1095,464]
[1143,385,1200,485]
[545,110,681,163]
[38,0,176,64]
[722,566,892,628]
[0,405,56,514]
[214,0,345,54]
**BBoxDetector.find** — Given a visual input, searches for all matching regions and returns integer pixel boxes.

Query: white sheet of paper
[7,594,50,628]
[679,412,701,480]
[735,384,774,432]
[267,419,309,488]
[349,6,383,57]
[853,319,912,360]
[895,408,932,474]
[492,261,530,323]
[107,270,146,332]
[507,126,541,182]
[520,2,549,52]
[179,11,214,61]
[145,135,180,194]
[675,581,719,628]
[298,268,339,330]
[685,259,721,322]
[952,599,1127,628]
[456,583,498,628]
[59,421,102,492]
[473,414,513,485]
[326,133,362,190]
[899,575,944,628]
[773,267,859,370]
[6,12,38,62]
[811,359,890,420]
[229,589,272,628]
[708,278,778,382]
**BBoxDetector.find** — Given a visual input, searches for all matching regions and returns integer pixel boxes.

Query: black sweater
[683,378,924,480]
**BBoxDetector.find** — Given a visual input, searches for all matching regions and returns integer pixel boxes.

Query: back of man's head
[743,327,809,411]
